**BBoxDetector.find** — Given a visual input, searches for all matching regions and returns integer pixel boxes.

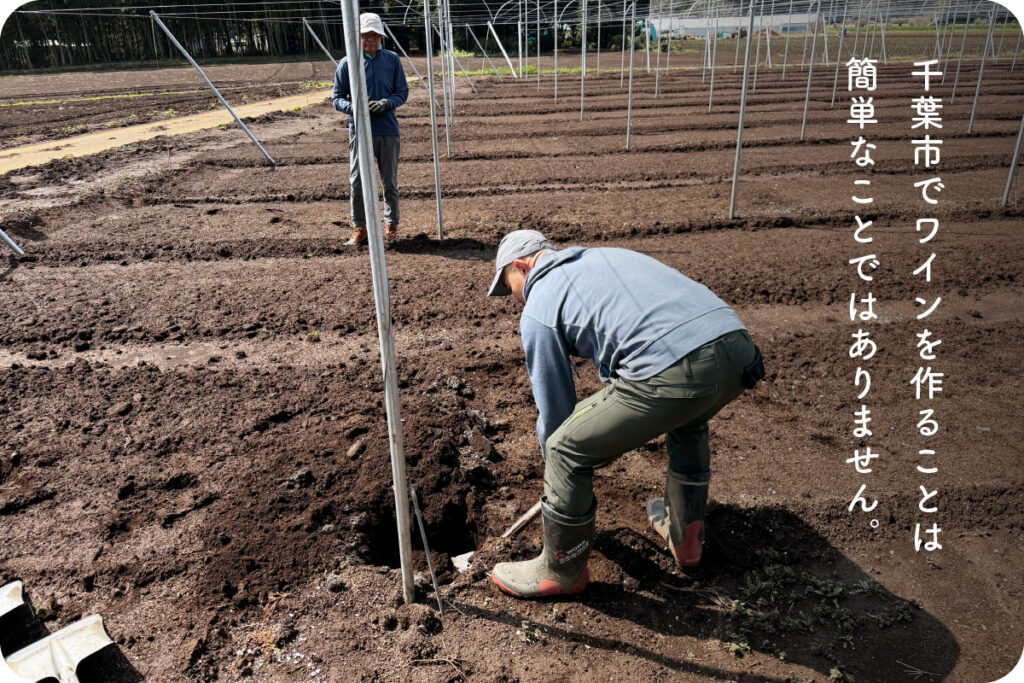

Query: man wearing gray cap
[332,12,408,246]
[487,230,764,598]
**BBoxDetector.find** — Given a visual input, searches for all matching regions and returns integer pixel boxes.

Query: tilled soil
[1,54,1022,682]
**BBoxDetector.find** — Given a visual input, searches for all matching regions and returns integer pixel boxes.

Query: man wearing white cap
[332,12,408,246]
[487,230,765,599]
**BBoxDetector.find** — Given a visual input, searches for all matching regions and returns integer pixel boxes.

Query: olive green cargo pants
[543,330,757,517]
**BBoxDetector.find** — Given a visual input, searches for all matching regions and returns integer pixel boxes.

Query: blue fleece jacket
[521,247,746,458]
[332,49,408,137]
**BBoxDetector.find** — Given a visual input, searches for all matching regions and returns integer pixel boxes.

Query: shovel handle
[500,500,543,539]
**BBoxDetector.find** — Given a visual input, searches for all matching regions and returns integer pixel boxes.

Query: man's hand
[368,99,392,116]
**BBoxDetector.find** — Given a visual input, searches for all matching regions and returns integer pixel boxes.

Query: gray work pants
[349,132,400,228]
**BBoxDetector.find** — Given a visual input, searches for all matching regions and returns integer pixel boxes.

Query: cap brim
[362,27,387,36]
[487,269,511,297]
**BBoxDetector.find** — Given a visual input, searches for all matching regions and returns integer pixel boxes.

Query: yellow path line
[0,88,332,175]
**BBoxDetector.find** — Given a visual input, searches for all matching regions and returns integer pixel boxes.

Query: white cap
[487,230,556,296]
[360,13,386,37]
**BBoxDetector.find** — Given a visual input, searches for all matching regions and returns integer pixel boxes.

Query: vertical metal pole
[753,1,763,90]
[645,14,651,71]
[582,0,588,116]
[1012,30,1021,72]
[519,0,524,75]
[666,0,674,73]
[488,22,520,76]
[879,0,891,65]
[1002,112,1024,206]
[338,0,415,606]
[626,0,637,148]
[800,0,820,141]
[467,24,504,80]
[554,0,559,100]
[709,8,719,111]
[149,12,274,167]
[729,2,756,219]
[447,1,457,106]
[537,0,542,88]
[303,17,338,67]
[424,1,445,240]
[800,3,811,69]
[782,0,793,79]
[703,6,711,83]
[520,0,525,75]
[437,10,452,157]
[968,7,996,135]
[951,7,971,103]
[621,0,628,86]
[597,0,602,72]
[655,1,662,95]
[830,0,849,108]
[1,229,24,256]
[734,0,744,72]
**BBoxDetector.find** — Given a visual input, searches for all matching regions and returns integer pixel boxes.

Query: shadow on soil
[471,503,959,682]
[0,255,18,282]
[0,585,142,682]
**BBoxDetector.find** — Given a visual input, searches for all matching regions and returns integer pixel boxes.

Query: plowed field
[1,50,1022,682]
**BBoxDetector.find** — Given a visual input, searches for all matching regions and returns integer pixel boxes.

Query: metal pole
[709,8,719,111]
[951,6,971,103]
[384,23,440,108]
[968,7,996,135]
[800,3,811,69]
[1002,112,1024,206]
[1,229,24,256]
[800,2,820,141]
[703,4,711,84]
[645,14,651,72]
[729,3,756,219]
[849,12,862,61]
[879,0,891,65]
[782,0,793,79]
[626,0,637,149]
[424,0,445,239]
[582,0,588,117]
[488,22,520,76]
[597,0,602,72]
[995,9,1008,62]
[435,25,477,92]
[830,0,849,108]
[666,0,673,74]
[621,0,628,86]
[149,12,274,167]
[467,24,504,80]
[753,1,763,90]
[519,0,524,75]
[655,0,663,94]
[338,0,415,606]
[1012,30,1021,72]
[734,0,744,72]
[554,0,559,100]
[303,17,338,67]
[537,0,542,88]
[942,3,963,84]
[437,11,452,157]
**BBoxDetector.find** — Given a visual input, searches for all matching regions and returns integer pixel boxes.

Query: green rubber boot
[491,497,596,598]
[647,470,710,567]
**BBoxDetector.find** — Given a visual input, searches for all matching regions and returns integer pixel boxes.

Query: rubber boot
[647,470,709,567]
[491,497,596,598]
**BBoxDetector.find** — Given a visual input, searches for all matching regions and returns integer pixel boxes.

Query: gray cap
[487,230,556,296]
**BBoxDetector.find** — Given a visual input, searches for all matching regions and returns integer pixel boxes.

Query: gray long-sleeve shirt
[521,246,746,457]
